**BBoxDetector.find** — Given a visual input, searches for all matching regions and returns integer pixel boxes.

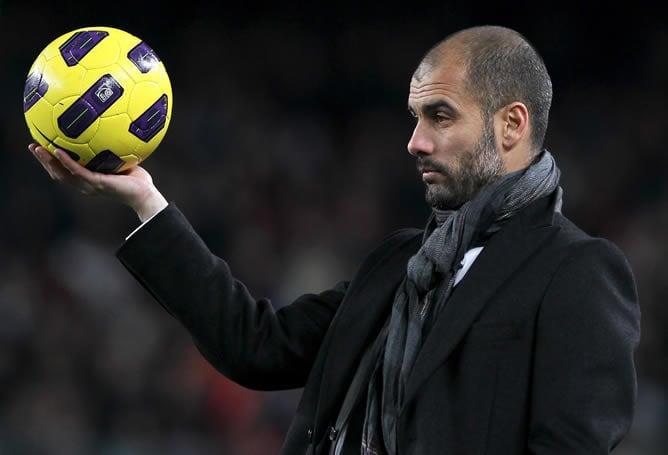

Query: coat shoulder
[552,213,627,253]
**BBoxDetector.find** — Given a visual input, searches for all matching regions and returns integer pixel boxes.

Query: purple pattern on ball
[23,70,49,112]
[59,30,109,67]
[127,42,160,73]
[86,150,125,174]
[57,74,124,138]
[129,94,168,142]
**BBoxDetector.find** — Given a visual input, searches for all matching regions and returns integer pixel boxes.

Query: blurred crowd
[0,2,666,454]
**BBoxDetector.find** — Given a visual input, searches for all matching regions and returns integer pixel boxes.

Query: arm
[30,143,345,390]
[117,204,345,390]
[528,239,641,454]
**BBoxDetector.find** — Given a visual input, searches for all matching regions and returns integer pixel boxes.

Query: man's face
[407,61,504,210]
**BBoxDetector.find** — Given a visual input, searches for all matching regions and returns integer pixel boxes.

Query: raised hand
[29,143,168,222]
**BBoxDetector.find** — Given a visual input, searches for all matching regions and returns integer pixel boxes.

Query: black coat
[117,194,640,454]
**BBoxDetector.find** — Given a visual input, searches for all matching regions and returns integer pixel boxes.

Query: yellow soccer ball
[23,26,173,173]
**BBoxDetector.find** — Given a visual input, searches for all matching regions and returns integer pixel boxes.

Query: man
[30,25,640,454]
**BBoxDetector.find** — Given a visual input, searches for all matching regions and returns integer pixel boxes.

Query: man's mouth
[417,158,446,182]
[420,167,441,182]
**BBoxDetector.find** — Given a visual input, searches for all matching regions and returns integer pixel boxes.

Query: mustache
[416,157,450,175]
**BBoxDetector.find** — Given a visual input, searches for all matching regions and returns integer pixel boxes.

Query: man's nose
[407,122,434,156]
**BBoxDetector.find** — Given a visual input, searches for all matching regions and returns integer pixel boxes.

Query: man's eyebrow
[408,99,458,116]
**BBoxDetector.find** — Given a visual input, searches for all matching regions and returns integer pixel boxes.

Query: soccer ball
[23,26,173,174]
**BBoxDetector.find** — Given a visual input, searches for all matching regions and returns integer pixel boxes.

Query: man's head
[407,25,552,209]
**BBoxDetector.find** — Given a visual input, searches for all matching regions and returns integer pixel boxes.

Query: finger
[34,146,92,190]
[31,145,57,165]
[30,145,61,179]
[52,148,85,173]
[29,143,48,165]
[53,149,109,193]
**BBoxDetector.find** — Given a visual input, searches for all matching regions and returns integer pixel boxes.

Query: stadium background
[0,1,665,453]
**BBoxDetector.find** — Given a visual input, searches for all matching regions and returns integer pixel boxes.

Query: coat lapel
[314,231,421,430]
[403,200,558,407]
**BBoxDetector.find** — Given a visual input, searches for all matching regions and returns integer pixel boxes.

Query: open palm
[29,143,167,221]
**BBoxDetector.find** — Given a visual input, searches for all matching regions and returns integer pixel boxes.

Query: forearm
[116,203,343,389]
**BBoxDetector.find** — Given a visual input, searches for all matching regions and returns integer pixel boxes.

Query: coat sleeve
[528,238,641,454]
[116,203,346,391]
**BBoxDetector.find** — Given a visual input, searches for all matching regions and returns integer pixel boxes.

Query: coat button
[328,426,339,441]
[307,427,313,441]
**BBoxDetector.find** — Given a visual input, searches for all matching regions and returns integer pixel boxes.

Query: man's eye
[435,114,449,124]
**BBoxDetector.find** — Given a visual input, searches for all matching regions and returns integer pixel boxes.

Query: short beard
[423,120,504,210]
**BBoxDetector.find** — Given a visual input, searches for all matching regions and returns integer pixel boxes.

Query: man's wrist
[134,190,168,223]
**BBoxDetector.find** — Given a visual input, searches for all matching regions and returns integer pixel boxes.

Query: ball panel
[77,34,123,69]
[85,150,125,173]
[58,30,110,67]
[57,74,124,138]
[129,94,168,142]
[41,56,87,101]
[26,119,55,151]
[127,41,161,74]
[89,113,138,157]
[23,70,49,113]
[52,95,100,144]
[25,98,59,149]
[91,64,133,117]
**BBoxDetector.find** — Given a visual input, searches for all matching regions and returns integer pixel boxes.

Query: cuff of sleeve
[116,201,196,293]
[125,205,169,240]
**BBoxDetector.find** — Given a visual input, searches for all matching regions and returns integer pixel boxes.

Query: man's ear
[498,102,529,150]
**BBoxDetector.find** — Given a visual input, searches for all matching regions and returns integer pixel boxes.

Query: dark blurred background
[1,1,666,453]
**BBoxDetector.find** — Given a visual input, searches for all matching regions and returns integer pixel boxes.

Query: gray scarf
[361,150,562,454]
